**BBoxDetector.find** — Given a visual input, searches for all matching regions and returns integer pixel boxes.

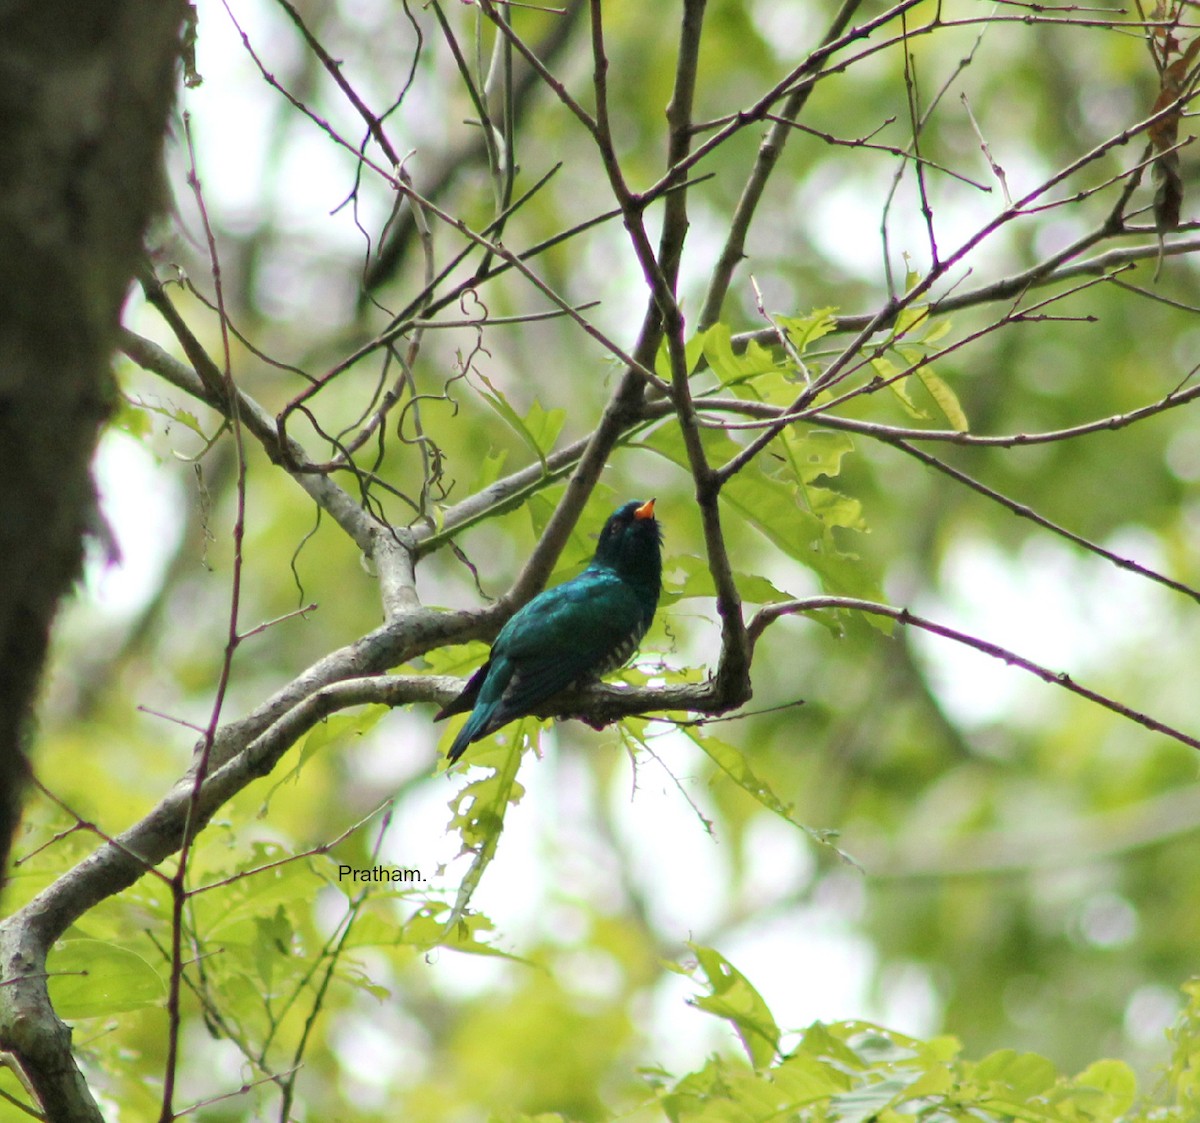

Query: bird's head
[592,498,663,591]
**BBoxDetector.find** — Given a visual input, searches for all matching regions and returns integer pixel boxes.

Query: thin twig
[160,112,251,1123]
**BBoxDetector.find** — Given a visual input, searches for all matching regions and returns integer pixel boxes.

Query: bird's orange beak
[634,498,656,519]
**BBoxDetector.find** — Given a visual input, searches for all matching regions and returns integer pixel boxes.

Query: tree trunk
[0,2,184,1115]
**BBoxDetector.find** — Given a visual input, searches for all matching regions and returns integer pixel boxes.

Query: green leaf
[475,375,563,471]
[253,904,293,991]
[490,1114,571,1123]
[396,906,536,965]
[686,729,799,827]
[421,640,492,676]
[903,1060,955,1099]
[915,366,969,432]
[687,728,861,861]
[472,447,509,492]
[723,476,882,611]
[1072,1058,1137,1116]
[700,322,781,387]
[872,355,928,421]
[798,1021,868,1069]
[657,329,708,379]
[298,704,388,761]
[525,486,618,576]
[196,850,322,938]
[778,307,838,353]
[686,943,780,1069]
[785,429,856,485]
[445,735,528,848]
[522,398,566,456]
[892,303,932,340]
[663,553,792,605]
[442,729,528,930]
[48,939,166,1019]
[641,424,885,612]
[804,483,866,531]
[264,705,389,804]
[117,393,211,443]
[923,316,953,344]
[771,1050,851,1102]
[974,1048,1058,1097]
[830,1077,913,1123]
[110,396,154,441]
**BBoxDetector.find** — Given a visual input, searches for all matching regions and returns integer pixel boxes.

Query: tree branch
[748,597,1200,751]
[698,0,865,329]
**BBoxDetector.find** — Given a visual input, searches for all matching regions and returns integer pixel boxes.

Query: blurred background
[11,0,1200,1118]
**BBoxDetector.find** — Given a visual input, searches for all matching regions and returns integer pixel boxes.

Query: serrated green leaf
[641,424,888,624]
[799,1021,868,1069]
[445,738,528,847]
[904,1061,954,1099]
[264,705,389,804]
[442,730,527,931]
[686,729,799,827]
[475,375,560,471]
[522,398,566,455]
[111,397,154,440]
[395,907,536,965]
[48,939,166,1019]
[784,429,856,485]
[700,322,781,386]
[663,553,792,605]
[724,366,806,407]
[253,904,292,991]
[661,1052,845,1122]
[778,308,838,353]
[805,484,866,531]
[687,943,780,1069]
[721,475,881,608]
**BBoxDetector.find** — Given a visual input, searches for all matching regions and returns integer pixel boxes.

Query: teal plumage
[436,499,663,763]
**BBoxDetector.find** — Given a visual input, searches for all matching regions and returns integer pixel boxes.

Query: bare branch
[694,378,1200,449]
[748,597,1200,751]
[698,0,869,329]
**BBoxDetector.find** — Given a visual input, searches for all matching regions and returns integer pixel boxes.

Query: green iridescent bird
[436,499,663,763]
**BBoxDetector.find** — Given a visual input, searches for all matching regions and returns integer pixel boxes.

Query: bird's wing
[483,571,647,730]
[433,660,491,721]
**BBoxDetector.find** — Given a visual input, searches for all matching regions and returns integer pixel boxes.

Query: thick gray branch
[119,327,421,619]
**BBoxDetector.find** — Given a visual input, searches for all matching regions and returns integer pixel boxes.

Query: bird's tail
[445,705,492,763]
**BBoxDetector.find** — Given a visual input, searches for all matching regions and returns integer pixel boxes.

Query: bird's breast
[592,626,645,675]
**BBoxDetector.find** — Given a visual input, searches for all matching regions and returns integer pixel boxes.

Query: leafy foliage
[5,0,1200,1119]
